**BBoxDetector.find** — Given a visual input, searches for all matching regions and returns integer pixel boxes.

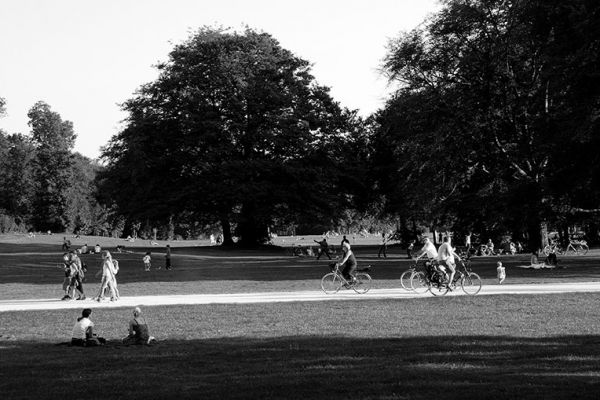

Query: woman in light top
[95,250,119,301]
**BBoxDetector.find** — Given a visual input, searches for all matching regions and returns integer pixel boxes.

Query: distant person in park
[530,251,547,268]
[94,244,101,254]
[497,261,506,284]
[80,244,89,254]
[95,251,119,301]
[465,232,472,254]
[486,239,495,254]
[122,307,155,345]
[415,236,438,261]
[143,251,152,271]
[407,240,415,259]
[337,242,357,285]
[68,251,86,300]
[377,232,389,258]
[61,253,76,300]
[71,308,105,346]
[341,235,350,247]
[62,236,70,251]
[165,245,172,270]
[314,238,332,260]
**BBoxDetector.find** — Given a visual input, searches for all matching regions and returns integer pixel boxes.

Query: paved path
[1,281,600,312]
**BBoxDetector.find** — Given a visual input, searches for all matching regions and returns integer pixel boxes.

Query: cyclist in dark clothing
[314,238,332,260]
[338,242,357,283]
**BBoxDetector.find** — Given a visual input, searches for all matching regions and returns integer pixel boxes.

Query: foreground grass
[2,294,600,399]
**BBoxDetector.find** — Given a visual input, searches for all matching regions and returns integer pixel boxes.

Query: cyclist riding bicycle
[336,242,357,285]
[437,236,461,288]
[415,236,438,261]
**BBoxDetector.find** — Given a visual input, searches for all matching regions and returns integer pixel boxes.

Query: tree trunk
[238,203,268,247]
[220,216,234,246]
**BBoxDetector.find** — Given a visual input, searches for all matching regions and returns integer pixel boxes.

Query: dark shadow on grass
[2,335,600,399]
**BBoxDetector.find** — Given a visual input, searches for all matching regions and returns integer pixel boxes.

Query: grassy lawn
[2,295,600,399]
[1,235,600,399]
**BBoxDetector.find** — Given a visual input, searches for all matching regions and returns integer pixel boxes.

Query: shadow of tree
[2,335,600,399]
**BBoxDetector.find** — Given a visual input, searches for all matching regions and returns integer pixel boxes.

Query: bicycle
[410,257,482,296]
[543,240,564,256]
[400,262,418,290]
[478,244,495,256]
[321,263,372,294]
[564,239,589,255]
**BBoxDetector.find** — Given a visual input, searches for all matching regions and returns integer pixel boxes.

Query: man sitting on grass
[71,308,105,346]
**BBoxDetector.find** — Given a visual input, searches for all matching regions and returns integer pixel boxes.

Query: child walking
[497,261,506,284]
[143,251,152,271]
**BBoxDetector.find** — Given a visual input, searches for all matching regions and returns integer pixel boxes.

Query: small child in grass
[497,261,506,284]
[143,251,151,271]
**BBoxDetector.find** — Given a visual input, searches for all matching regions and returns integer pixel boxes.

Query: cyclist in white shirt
[437,236,460,287]
[415,237,438,260]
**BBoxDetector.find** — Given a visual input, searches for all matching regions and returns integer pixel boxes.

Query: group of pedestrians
[59,245,176,301]
[70,306,156,347]
[61,251,87,300]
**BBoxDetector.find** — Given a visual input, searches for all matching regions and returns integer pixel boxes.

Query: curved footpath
[1,281,600,312]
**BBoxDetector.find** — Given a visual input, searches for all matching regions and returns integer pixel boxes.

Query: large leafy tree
[101,27,359,245]
[375,0,600,248]
[28,101,77,231]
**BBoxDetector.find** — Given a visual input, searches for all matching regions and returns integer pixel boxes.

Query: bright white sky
[0,0,439,159]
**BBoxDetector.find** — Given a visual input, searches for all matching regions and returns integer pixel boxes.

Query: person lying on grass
[71,308,106,346]
[122,307,156,345]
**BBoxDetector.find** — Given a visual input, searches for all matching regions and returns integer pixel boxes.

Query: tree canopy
[100,27,364,245]
[373,0,600,248]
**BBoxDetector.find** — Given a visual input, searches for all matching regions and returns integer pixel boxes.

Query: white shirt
[71,317,93,339]
[437,242,455,263]
[420,240,438,259]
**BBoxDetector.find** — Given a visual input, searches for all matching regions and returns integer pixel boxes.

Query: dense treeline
[0,0,598,247]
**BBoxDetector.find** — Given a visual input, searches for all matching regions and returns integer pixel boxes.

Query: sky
[0,0,440,159]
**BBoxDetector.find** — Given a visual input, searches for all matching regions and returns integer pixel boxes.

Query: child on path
[497,261,506,284]
[143,252,151,271]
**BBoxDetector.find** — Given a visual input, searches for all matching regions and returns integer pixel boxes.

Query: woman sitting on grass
[122,307,155,345]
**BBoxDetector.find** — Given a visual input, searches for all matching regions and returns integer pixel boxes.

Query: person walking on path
[165,245,172,270]
[314,238,332,260]
[95,251,118,301]
[378,232,389,258]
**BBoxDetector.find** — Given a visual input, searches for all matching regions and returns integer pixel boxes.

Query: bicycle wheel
[429,281,449,296]
[353,272,371,294]
[321,273,343,294]
[580,244,589,255]
[461,272,482,295]
[400,269,415,291]
[410,271,429,294]
[542,245,552,257]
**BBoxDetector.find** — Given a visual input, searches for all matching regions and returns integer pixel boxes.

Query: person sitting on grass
[71,308,105,346]
[122,307,155,345]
